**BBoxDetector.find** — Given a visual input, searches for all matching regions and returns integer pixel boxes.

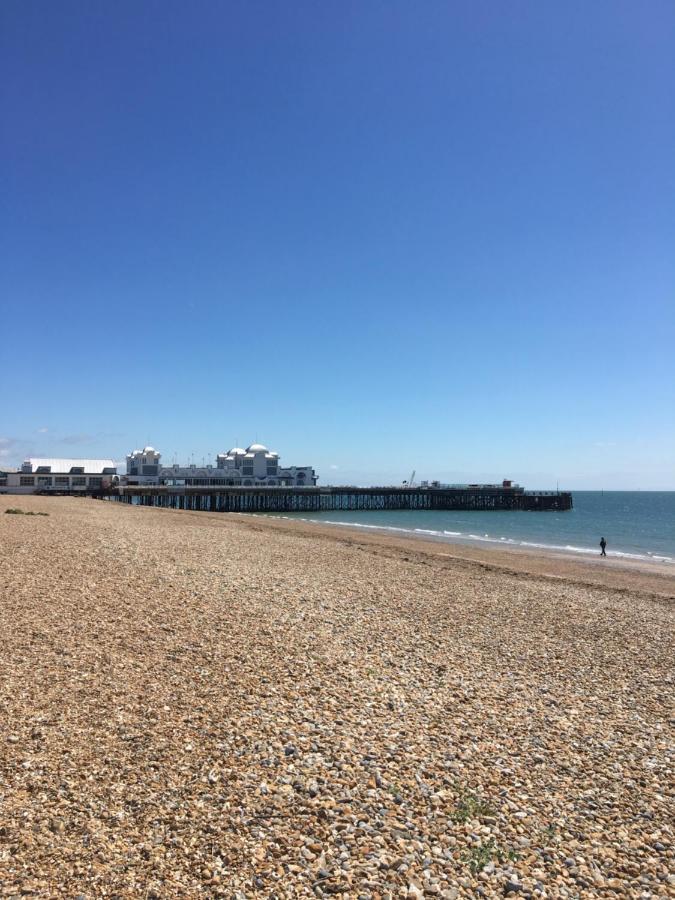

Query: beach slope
[1,497,673,897]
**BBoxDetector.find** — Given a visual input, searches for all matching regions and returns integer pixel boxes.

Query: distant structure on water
[0,445,572,514]
[124,443,317,488]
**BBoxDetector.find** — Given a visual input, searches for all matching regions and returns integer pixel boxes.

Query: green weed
[464,838,519,874]
[450,790,495,823]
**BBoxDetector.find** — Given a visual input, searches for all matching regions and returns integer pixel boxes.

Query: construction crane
[403,470,415,487]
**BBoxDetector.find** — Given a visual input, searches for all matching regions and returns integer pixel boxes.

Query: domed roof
[227,447,246,456]
[143,446,156,453]
[246,443,268,453]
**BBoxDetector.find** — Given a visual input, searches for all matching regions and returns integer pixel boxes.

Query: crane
[403,470,416,487]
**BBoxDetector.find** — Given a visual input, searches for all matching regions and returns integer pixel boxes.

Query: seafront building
[124,443,317,487]
[0,458,118,494]
[0,442,317,494]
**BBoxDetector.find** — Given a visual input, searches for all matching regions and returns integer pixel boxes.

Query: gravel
[0,495,673,898]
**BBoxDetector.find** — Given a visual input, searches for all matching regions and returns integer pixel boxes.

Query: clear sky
[1,1,674,488]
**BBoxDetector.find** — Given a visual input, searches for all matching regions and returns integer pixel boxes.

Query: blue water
[266,492,675,564]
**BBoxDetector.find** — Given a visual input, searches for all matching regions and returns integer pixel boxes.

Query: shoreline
[235,510,675,599]
[262,514,675,567]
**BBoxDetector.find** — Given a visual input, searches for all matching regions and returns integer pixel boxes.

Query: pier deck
[104,485,573,512]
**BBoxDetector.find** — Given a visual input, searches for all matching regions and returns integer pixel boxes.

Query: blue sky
[1,1,674,488]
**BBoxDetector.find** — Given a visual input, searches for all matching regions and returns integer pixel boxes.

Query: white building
[125,447,161,484]
[124,443,316,487]
[0,458,118,494]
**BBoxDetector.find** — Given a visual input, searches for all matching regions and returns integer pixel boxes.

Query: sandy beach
[1,496,673,898]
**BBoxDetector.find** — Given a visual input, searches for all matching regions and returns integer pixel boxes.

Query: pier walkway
[104,485,573,513]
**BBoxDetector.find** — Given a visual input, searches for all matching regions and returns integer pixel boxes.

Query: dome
[143,446,156,453]
[227,447,246,456]
[246,443,268,453]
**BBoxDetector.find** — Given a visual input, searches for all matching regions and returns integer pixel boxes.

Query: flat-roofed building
[0,467,17,490]
[0,458,118,494]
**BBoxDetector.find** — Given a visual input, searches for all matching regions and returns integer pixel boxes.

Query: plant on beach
[464,837,519,874]
[450,789,495,823]
[465,839,497,874]
[4,508,49,516]
[388,782,403,801]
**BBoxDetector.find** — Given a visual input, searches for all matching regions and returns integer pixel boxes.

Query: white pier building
[125,443,316,487]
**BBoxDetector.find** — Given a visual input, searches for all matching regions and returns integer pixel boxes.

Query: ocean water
[267,492,675,564]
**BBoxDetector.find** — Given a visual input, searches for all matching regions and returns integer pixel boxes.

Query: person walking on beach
[600,537,607,557]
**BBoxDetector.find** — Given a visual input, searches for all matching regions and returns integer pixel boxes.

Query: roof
[129,447,159,456]
[24,458,117,473]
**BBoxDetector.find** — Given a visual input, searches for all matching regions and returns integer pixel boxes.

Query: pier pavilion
[124,443,317,488]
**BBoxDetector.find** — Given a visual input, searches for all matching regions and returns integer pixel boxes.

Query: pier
[103,484,573,512]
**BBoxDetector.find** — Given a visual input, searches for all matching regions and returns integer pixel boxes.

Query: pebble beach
[1,496,673,899]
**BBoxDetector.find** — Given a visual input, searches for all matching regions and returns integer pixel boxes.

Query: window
[242,466,254,476]
[37,476,52,486]
[20,476,34,486]
[88,477,102,487]
[55,477,70,486]
[72,477,86,486]
[70,467,84,474]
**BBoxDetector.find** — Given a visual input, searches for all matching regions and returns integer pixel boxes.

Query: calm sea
[267,492,675,564]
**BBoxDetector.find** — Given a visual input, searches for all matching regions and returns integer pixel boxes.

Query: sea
[267,492,675,565]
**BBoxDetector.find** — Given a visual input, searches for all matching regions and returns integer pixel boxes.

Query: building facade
[125,443,317,487]
[0,458,119,494]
